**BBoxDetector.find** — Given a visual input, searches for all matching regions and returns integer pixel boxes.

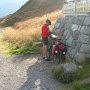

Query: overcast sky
[0,0,29,18]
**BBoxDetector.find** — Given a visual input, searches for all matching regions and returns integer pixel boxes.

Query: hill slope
[0,0,65,27]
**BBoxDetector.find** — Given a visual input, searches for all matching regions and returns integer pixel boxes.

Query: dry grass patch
[3,27,41,47]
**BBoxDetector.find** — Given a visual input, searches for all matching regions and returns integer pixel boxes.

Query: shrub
[52,64,79,83]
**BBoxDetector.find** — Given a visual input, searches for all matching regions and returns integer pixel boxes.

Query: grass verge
[8,41,42,55]
[73,80,90,90]
[77,58,90,79]
[72,58,90,90]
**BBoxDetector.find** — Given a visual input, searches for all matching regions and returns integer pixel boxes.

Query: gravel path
[0,54,64,90]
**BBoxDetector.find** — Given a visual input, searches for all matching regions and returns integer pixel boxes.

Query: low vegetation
[72,58,90,90]
[73,80,90,90]
[77,58,90,79]
[52,64,79,83]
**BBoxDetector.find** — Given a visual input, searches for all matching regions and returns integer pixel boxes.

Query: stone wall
[52,15,90,63]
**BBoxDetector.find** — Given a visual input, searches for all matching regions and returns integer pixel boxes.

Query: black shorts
[42,37,48,45]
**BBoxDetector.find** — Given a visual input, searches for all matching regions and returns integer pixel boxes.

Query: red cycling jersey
[41,24,50,38]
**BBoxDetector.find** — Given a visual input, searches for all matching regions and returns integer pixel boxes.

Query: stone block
[72,40,78,49]
[67,47,72,56]
[56,17,65,23]
[67,48,77,59]
[83,26,90,35]
[65,16,69,21]
[72,16,78,24]
[65,31,71,40]
[78,25,82,31]
[71,24,78,31]
[79,35,90,44]
[80,44,90,53]
[66,36,73,47]
[70,49,77,59]
[86,54,90,58]
[54,23,61,29]
[80,26,85,34]
[64,23,72,30]
[75,43,82,52]
[63,29,69,36]
[75,53,86,64]
[72,30,80,40]
[67,16,75,24]
[77,16,85,25]
[83,16,90,25]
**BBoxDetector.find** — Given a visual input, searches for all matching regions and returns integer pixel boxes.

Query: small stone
[78,65,83,69]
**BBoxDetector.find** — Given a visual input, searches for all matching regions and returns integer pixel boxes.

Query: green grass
[58,84,74,90]
[72,58,90,90]
[5,41,42,55]
[78,58,90,79]
[73,80,90,90]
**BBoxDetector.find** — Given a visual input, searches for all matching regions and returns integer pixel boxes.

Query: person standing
[41,19,51,61]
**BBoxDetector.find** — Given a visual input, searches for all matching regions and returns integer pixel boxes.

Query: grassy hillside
[3,11,63,55]
[0,0,65,27]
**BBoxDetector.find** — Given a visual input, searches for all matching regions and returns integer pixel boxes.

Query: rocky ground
[0,54,74,90]
[0,54,56,90]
